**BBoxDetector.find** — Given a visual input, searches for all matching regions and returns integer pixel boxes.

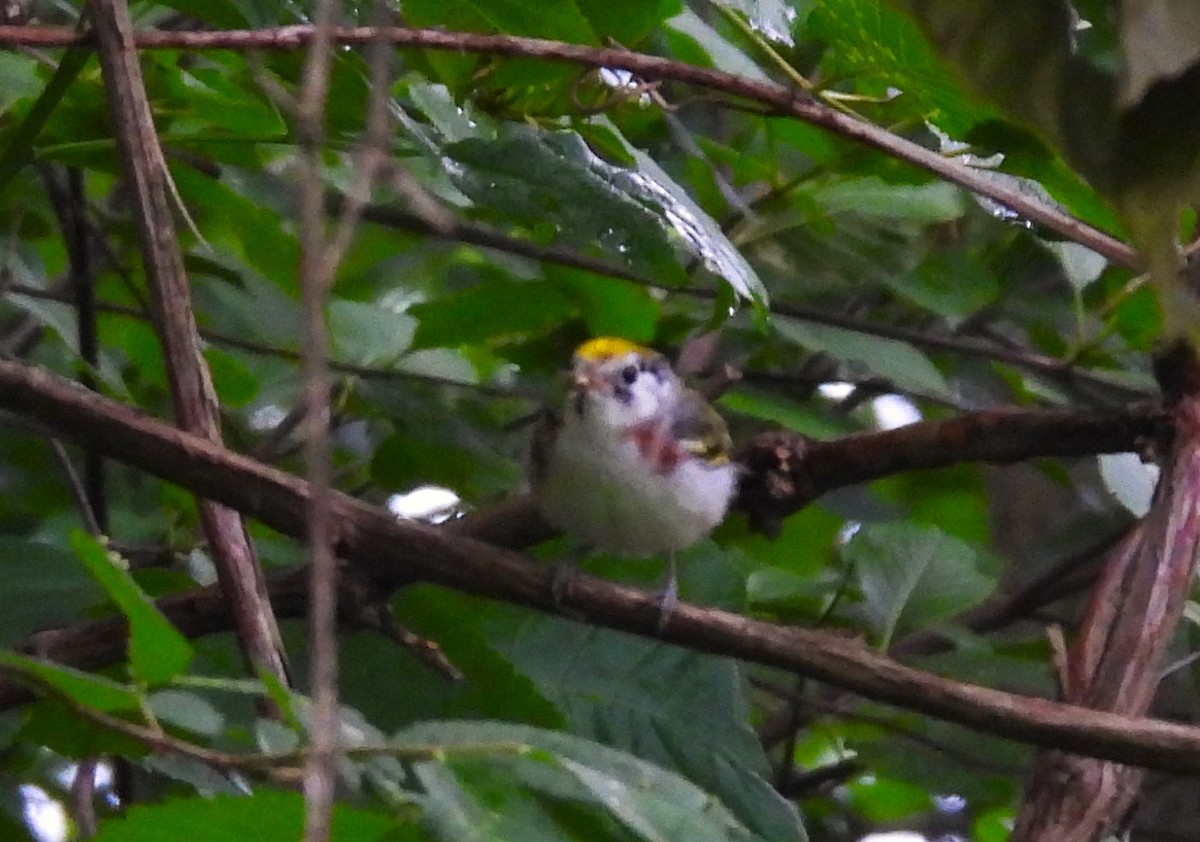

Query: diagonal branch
[83,0,289,684]
[0,24,1138,269]
[3,357,1200,773]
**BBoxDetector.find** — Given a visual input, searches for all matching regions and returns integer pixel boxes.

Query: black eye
[621,365,638,385]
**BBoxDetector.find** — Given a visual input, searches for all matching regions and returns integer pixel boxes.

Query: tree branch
[0,24,1138,269]
[1015,342,1200,842]
[83,0,289,684]
[736,406,1167,534]
[4,358,1200,774]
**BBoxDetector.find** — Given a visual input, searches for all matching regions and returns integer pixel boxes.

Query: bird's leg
[551,558,579,607]
[551,545,589,617]
[654,550,679,633]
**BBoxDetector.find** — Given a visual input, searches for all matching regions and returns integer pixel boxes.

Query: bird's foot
[551,558,581,613]
[652,573,681,633]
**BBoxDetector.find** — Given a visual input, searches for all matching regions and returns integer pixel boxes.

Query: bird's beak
[571,365,604,394]
[572,372,595,392]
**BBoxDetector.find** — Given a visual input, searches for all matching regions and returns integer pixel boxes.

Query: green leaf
[400,721,784,842]
[328,298,418,363]
[0,651,139,713]
[410,278,574,350]
[807,0,995,134]
[843,522,992,646]
[433,122,766,304]
[148,689,225,737]
[343,587,562,732]
[488,608,805,842]
[0,536,102,646]
[605,123,768,304]
[711,0,800,46]
[576,0,681,44]
[91,790,400,842]
[882,252,999,320]
[69,531,194,686]
[547,267,660,343]
[666,9,773,81]
[457,0,597,43]
[719,387,855,438]
[0,48,91,196]
[808,177,965,224]
[0,53,44,113]
[885,1,1115,183]
[776,316,950,398]
[203,347,260,407]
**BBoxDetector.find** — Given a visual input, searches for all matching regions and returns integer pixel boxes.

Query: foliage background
[0,0,1197,840]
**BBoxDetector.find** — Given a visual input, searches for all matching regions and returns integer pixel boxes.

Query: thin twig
[5,282,529,398]
[294,0,340,835]
[0,24,1139,269]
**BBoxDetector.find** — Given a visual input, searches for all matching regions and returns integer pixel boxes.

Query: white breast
[535,404,737,556]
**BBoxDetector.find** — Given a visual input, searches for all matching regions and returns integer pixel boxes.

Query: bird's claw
[654,575,678,634]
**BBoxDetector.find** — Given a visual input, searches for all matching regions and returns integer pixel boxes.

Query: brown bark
[84,0,289,683]
[7,357,1200,773]
[1014,341,1200,841]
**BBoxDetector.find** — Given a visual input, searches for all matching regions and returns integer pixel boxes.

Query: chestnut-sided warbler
[531,337,738,623]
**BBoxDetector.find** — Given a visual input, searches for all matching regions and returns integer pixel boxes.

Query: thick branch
[737,406,1167,533]
[1015,342,1200,842]
[5,359,1200,773]
[84,0,288,682]
[0,24,1137,269]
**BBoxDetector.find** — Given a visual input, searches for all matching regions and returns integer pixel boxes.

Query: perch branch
[2,358,1199,774]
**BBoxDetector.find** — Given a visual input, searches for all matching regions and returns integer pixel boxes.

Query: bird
[531,336,738,628]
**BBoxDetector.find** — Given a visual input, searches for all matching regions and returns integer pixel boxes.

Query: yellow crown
[574,336,651,362]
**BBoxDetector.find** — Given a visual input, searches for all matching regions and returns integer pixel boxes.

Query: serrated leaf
[438,122,766,303]
[601,120,767,304]
[69,531,193,685]
[776,317,950,398]
[400,721,781,842]
[488,608,805,842]
[806,0,996,134]
[843,522,992,647]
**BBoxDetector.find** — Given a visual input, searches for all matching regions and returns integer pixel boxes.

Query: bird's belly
[535,423,735,556]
